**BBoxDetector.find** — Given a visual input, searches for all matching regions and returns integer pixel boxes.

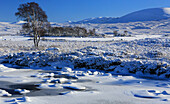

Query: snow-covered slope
[11,21,27,25]
[73,17,118,24]
[0,21,66,35]
[0,22,21,35]
[1,19,170,36]
[73,8,170,23]
[118,8,170,22]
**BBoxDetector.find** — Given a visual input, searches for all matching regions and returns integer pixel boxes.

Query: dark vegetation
[46,26,98,37]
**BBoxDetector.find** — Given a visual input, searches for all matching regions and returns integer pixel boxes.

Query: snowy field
[0,22,170,104]
[0,34,162,41]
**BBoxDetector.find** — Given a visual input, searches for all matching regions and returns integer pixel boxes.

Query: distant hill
[72,17,118,24]
[11,21,27,25]
[73,8,170,24]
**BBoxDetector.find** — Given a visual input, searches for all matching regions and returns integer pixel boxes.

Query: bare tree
[113,30,118,36]
[92,28,96,36]
[89,28,95,36]
[15,2,50,48]
[124,30,128,36]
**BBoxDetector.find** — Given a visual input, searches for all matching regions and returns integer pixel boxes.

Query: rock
[0,89,12,97]
[50,78,69,84]
[59,91,72,95]
[93,71,99,75]
[63,84,86,90]
[14,89,30,94]
[62,67,72,72]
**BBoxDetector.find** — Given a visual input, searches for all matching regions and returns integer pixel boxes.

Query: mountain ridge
[72,7,170,24]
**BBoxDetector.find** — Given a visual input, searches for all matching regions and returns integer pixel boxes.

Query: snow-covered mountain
[72,17,118,24]
[11,21,27,25]
[0,22,21,35]
[73,7,170,24]
[118,8,170,22]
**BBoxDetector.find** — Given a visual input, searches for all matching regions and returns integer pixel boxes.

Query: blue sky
[0,0,170,22]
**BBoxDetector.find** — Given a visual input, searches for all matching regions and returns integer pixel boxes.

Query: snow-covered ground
[0,34,162,41]
[0,34,169,104]
[0,65,170,104]
[0,22,21,35]
[0,20,170,104]
[1,17,170,36]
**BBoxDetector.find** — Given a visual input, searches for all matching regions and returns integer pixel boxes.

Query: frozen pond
[0,66,170,104]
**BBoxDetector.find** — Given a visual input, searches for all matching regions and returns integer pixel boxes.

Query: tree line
[113,30,130,36]
[20,24,97,37]
[47,26,96,37]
